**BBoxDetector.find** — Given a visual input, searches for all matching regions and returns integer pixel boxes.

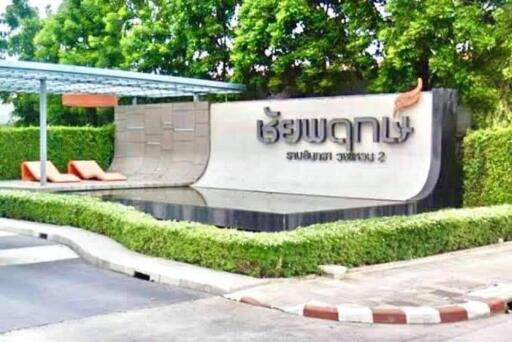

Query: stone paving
[227,241,512,308]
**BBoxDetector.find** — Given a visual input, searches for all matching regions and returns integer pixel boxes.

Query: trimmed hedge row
[463,126,512,207]
[0,191,511,277]
[0,125,115,180]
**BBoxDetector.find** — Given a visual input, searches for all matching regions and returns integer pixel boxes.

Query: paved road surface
[0,231,207,333]
[0,230,511,341]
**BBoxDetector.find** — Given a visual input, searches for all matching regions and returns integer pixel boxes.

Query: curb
[0,218,267,295]
[225,287,512,325]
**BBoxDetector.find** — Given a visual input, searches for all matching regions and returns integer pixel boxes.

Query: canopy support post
[39,78,47,186]
[193,93,199,102]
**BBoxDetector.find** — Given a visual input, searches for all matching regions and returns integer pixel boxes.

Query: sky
[0,0,62,18]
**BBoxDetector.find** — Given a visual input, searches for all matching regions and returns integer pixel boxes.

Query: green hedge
[0,190,511,277]
[0,125,115,180]
[463,126,512,206]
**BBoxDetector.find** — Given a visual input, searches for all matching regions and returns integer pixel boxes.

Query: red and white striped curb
[225,284,512,325]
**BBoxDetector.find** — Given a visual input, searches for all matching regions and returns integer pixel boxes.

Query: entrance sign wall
[101,89,458,230]
[195,90,454,202]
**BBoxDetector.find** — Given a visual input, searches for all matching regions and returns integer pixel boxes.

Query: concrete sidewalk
[226,242,512,324]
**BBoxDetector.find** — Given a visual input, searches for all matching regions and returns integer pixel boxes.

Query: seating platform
[0,180,188,192]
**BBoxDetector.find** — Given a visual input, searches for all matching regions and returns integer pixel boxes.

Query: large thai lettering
[381,116,414,143]
[328,119,353,151]
[302,119,327,143]
[257,107,414,150]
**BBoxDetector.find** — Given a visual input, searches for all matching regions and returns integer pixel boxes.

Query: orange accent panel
[62,94,118,108]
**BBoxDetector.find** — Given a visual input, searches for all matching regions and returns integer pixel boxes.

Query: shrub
[0,125,114,179]
[463,126,512,206]
[0,191,510,277]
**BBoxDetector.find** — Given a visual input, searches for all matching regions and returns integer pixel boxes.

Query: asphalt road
[0,231,208,333]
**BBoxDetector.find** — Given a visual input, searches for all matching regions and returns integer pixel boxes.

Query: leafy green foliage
[34,0,127,67]
[3,0,41,60]
[232,0,382,98]
[0,125,114,180]
[121,0,239,80]
[0,190,510,277]
[463,126,512,206]
[373,0,512,123]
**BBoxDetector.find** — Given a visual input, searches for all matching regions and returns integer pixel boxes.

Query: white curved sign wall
[195,92,434,201]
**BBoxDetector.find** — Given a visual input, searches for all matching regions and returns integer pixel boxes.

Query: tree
[7,15,41,61]
[0,0,41,59]
[34,0,127,67]
[26,0,128,126]
[121,0,239,80]
[372,0,512,126]
[4,0,38,29]
[0,0,42,125]
[231,0,383,98]
[0,0,42,61]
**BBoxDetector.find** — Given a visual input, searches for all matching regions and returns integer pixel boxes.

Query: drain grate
[133,271,151,281]
[39,233,48,239]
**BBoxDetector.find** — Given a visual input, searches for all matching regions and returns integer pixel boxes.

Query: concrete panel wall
[110,102,209,184]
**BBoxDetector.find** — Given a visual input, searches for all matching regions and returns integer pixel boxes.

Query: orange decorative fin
[393,78,423,116]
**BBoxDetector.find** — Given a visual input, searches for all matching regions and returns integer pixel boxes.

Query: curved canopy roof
[0,60,245,98]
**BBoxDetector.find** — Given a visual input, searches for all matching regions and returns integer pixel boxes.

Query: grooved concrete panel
[110,102,210,184]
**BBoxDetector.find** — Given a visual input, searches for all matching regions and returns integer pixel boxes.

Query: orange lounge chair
[21,161,81,183]
[68,160,127,181]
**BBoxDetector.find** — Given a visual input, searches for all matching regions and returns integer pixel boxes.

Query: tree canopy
[34,0,127,67]
[373,0,512,125]
[232,0,383,98]
[121,0,239,81]
[0,0,511,127]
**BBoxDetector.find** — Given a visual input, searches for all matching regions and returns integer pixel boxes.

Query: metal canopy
[0,60,245,97]
[0,60,245,187]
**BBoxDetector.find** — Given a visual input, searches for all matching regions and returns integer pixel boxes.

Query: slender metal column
[39,79,47,186]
